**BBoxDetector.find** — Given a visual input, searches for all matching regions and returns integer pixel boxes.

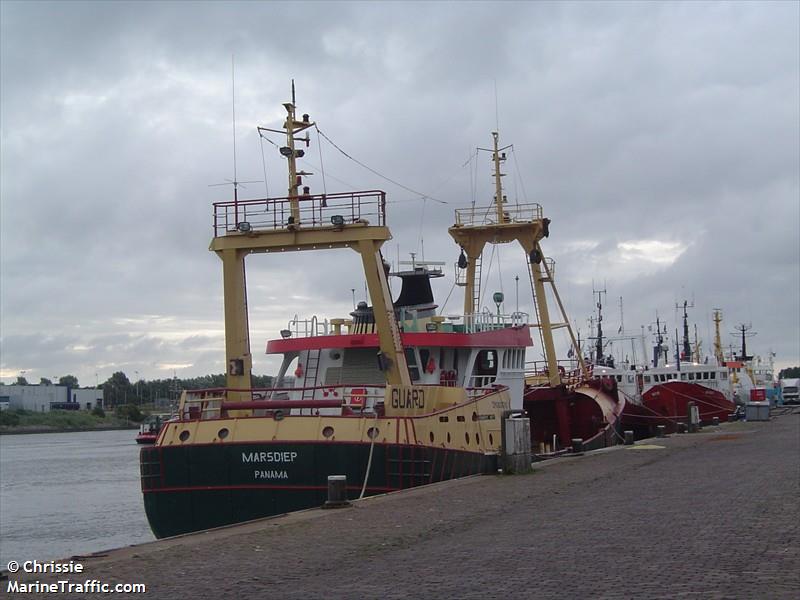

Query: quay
[7,411,798,599]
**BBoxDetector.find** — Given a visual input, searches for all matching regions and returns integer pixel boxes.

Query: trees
[15,376,28,385]
[40,377,53,386]
[778,366,800,379]
[58,375,79,388]
[102,371,134,407]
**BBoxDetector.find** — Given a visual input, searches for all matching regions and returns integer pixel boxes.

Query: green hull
[141,441,497,538]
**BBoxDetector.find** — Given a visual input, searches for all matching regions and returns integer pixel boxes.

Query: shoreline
[0,425,140,436]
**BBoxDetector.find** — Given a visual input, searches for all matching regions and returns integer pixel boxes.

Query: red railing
[178,383,501,420]
[213,190,386,236]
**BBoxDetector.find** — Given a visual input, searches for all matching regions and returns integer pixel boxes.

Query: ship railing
[461,310,529,333]
[178,383,496,420]
[286,315,330,338]
[213,190,386,236]
[525,359,586,387]
[453,202,543,227]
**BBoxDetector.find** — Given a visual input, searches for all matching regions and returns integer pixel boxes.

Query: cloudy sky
[1,0,798,387]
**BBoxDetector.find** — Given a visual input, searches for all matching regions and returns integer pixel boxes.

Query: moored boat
[447,131,624,455]
[598,309,735,435]
[140,90,526,539]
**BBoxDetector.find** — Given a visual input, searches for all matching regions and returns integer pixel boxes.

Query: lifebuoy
[349,387,366,407]
[602,377,614,393]
[426,357,436,374]
[294,363,304,378]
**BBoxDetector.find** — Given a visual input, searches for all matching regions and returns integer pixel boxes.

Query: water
[0,429,154,565]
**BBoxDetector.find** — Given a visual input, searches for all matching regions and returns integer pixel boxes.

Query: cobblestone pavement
[5,411,798,599]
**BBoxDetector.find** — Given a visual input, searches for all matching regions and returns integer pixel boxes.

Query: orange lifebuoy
[426,357,436,374]
[294,363,304,378]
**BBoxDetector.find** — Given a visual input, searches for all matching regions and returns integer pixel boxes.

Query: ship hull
[523,380,625,453]
[622,381,735,434]
[141,440,497,539]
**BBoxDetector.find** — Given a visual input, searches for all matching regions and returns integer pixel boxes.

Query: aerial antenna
[493,78,500,133]
[209,57,262,213]
[232,55,238,191]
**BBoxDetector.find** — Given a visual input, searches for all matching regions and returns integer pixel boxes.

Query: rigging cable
[258,135,270,200]
[315,127,447,204]
[313,124,328,197]
[510,147,529,203]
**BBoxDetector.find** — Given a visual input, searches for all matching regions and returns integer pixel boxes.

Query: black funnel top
[394,271,435,308]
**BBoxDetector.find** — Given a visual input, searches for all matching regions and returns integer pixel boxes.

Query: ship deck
[8,410,798,599]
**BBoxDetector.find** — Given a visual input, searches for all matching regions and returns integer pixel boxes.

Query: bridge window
[475,350,497,375]
[405,348,420,381]
[710,372,716,379]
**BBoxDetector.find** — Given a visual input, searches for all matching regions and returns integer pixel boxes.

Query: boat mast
[593,286,606,365]
[448,131,588,386]
[212,85,411,400]
[678,300,692,362]
[712,309,725,365]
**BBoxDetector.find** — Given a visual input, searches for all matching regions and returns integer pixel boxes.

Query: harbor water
[0,429,153,566]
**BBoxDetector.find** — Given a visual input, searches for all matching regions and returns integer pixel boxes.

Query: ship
[140,90,531,539]
[447,131,625,456]
[593,304,734,435]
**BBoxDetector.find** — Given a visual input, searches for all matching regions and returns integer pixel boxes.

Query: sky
[1,0,798,387]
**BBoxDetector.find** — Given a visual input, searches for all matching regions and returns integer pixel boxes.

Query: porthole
[489,433,494,446]
[471,411,478,422]
[475,433,480,445]
[179,430,190,442]
[367,426,379,439]
[322,426,335,438]
[429,431,434,443]
[465,432,470,445]
[218,428,229,440]
[447,432,451,444]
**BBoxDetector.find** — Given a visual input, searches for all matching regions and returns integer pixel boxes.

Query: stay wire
[315,126,447,204]
[258,135,270,199]
[314,125,328,197]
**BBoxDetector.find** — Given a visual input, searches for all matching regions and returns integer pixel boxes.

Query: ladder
[300,349,322,401]
[471,253,483,313]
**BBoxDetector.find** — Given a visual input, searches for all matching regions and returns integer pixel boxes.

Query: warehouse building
[0,385,103,412]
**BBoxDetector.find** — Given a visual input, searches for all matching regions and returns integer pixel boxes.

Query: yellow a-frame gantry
[448,131,588,387]
[210,95,411,400]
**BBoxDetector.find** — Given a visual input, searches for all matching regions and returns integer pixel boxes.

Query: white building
[0,385,103,412]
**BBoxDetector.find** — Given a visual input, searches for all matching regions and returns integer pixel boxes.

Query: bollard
[677,422,687,434]
[656,425,666,438]
[624,430,634,445]
[571,438,584,455]
[323,475,351,509]
[712,416,720,426]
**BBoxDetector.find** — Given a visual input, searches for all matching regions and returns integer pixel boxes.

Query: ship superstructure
[140,89,530,538]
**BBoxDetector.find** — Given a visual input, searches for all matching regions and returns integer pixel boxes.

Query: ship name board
[391,387,425,410]
[242,451,298,463]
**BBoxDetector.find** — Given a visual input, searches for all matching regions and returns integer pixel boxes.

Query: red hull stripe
[143,484,394,494]
[266,328,532,353]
